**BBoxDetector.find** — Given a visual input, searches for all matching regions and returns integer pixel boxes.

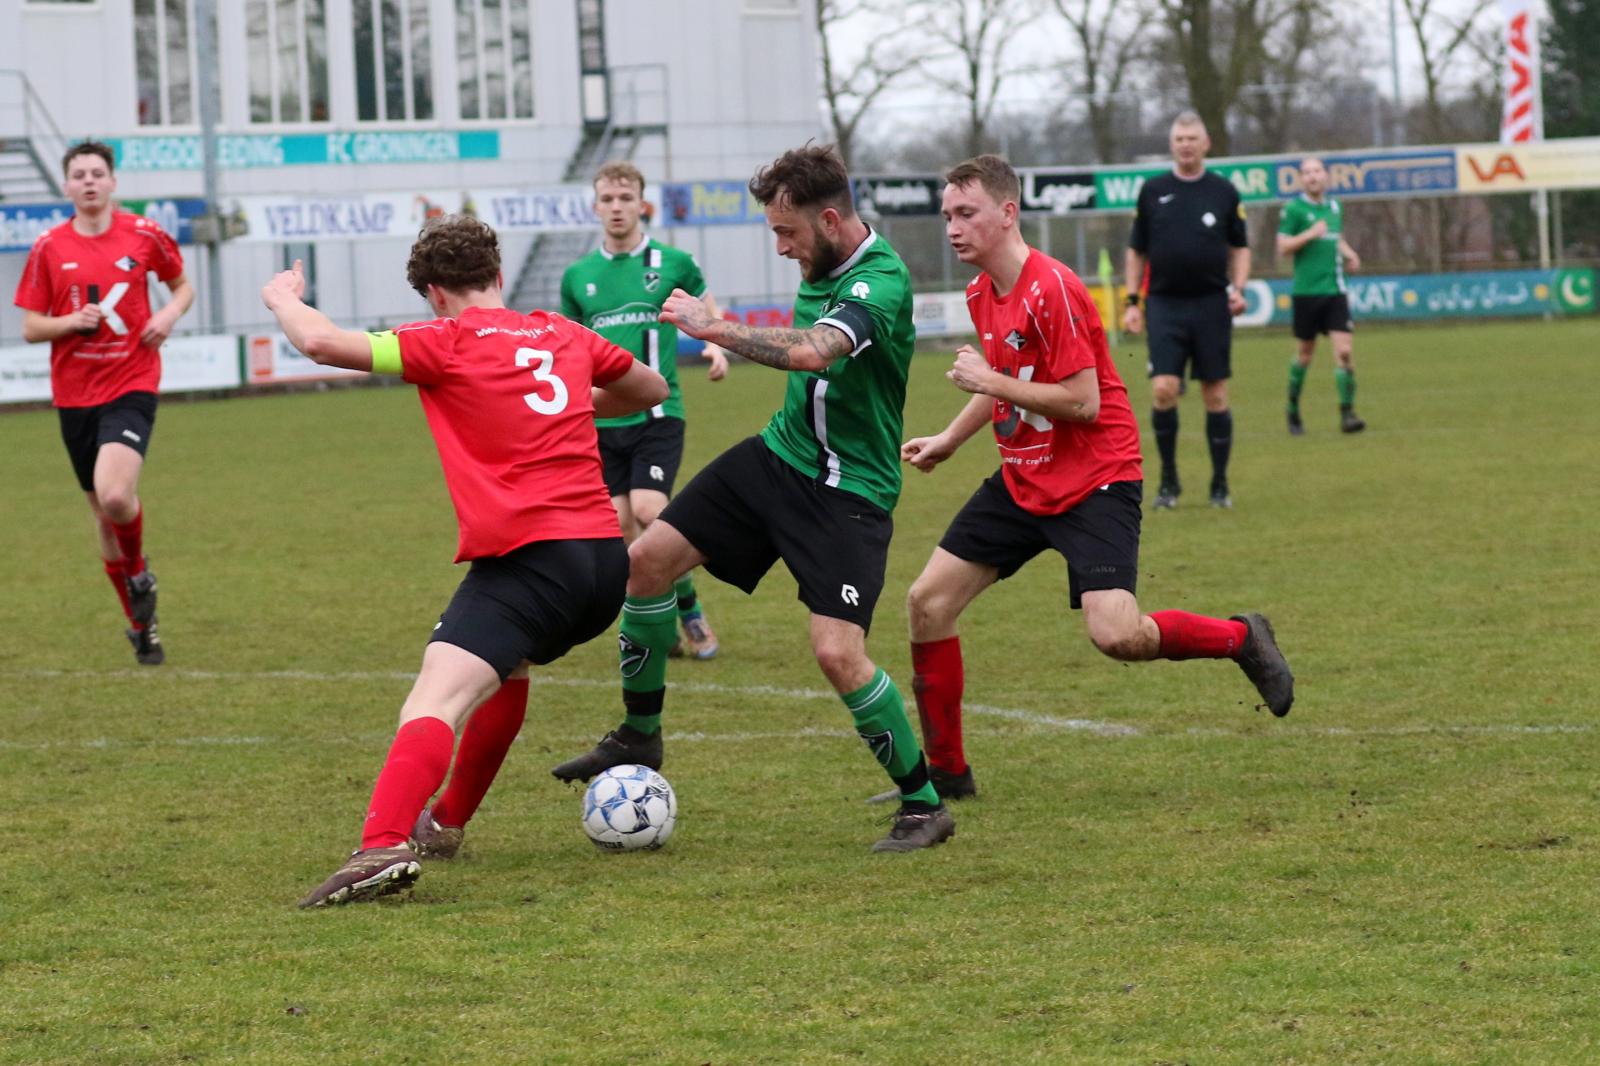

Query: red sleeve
[1037,267,1099,379]
[394,318,455,386]
[13,239,53,313]
[146,221,184,283]
[571,316,635,386]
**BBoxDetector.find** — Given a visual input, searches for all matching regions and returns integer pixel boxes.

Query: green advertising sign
[1095,163,1278,211]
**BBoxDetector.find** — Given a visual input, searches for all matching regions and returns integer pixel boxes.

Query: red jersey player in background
[894,155,1294,800]
[14,141,194,666]
[261,215,667,907]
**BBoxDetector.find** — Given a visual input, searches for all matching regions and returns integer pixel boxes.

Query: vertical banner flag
[1499,0,1542,144]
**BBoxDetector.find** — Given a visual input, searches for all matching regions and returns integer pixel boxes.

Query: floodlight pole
[195,0,224,333]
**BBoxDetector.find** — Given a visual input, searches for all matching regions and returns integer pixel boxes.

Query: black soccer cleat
[1209,482,1233,509]
[550,725,663,783]
[126,621,165,666]
[1152,480,1181,510]
[125,559,158,627]
[871,803,956,853]
[1340,410,1366,434]
[1287,410,1305,436]
[1231,613,1294,717]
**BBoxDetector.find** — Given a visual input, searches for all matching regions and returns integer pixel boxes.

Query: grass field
[2,318,1598,1064]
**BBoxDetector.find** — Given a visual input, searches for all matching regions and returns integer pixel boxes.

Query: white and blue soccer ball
[581,764,677,851]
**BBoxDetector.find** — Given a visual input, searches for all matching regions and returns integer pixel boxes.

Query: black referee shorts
[1146,292,1232,382]
[57,390,158,492]
[430,537,628,680]
[1291,294,1354,341]
[659,436,892,631]
[597,417,686,497]
[938,474,1143,610]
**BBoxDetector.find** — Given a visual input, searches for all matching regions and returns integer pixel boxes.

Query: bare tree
[909,0,1042,159]
[815,0,922,167]
[1397,0,1496,140]
[1043,0,1148,163]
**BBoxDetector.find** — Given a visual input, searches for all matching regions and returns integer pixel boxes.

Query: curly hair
[944,154,1020,207]
[748,143,853,214]
[62,140,115,178]
[405,214,501,296]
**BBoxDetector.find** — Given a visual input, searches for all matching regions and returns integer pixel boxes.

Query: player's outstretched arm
[261,260,375,372]
[902,393,991,473]
[593,360,670,419]
[699,292,730,381]
[660,288,851,372]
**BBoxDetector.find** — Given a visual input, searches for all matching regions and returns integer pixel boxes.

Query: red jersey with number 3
[13,210,184,408]
[387,306,634,561]
[966,249,1143,515]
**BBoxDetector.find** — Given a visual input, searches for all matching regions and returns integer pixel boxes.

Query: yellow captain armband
[366,330,403,374]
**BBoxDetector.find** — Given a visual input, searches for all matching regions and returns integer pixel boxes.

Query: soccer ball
[581,764,677,851]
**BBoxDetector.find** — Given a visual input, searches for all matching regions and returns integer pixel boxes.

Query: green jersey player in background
[1277,157,1365,435]
[561,162,729,658]
[553,143,956,853]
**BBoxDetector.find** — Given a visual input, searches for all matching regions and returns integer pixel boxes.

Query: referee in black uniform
[1122,111,1252,510]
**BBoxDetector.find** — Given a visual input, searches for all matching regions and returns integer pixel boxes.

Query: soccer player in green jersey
[561,162,729,658]
[553,144,956,852]
[1277,157,1365,434]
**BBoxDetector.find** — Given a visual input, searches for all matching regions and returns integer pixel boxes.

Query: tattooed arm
[660,288,855,372]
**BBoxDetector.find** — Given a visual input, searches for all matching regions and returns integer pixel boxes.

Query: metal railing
[0,69,68,199]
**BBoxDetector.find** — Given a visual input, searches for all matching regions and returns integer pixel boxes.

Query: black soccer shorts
[430,537,628,679]
[938,474,1142,609]
[659,436,892,631]
[1145,292,1233,382]
[597,417,687,497]
[57,390,158,492]
[1291,294,1355,341]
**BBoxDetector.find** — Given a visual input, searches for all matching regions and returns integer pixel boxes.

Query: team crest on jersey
[1202,212,1217,228]
[114,255,138,272]
[850,281,871,299]
[586,282,597,296]
[643,270,662,293]
[1004,329,1027,351]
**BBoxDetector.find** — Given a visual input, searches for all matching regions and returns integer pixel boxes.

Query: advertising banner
[0,333,243,404]
[856,177,943,217]
[0,198,208,252]
[1019,169,1098,214]
[659,181,765,227]
[231,186,595,243]
[1272,150,1457,199]
[1242,267,1595,327]
[1456,140,1600,192]
[243,333,367,385]
[105,130,500,172]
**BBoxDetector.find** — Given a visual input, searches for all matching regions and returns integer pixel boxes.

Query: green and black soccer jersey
[1279,195,1346,295]
[560,234,706,427]
[758,229,916,514]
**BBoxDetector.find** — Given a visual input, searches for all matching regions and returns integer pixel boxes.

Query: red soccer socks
[1151,610,1248,660]
[360,717,455,850]
[911,637,967,774]
[431,678,530,829]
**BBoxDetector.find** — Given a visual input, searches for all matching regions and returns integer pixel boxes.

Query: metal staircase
[506,63,669,314]
[0,71,67,201]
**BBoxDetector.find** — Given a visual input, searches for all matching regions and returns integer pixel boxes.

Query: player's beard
[804,223,844,283]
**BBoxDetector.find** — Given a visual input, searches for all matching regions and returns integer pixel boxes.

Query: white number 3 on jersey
[516,347,569,415]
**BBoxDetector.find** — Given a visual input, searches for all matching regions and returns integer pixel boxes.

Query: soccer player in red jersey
[261,215,668,907]
[14,141,194,666]
[896,156,1294,799]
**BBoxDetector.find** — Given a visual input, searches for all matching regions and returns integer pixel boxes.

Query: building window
[353,0,433,122]
[247,0,330,123]
[456,0,534,120]
[134,0,195,125]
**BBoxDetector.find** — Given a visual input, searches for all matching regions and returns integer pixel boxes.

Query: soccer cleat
[1152,480,1181,510]
[550,725,663,783]
[666,637,685,659]
[871,804,956,853]
[125,560,158,626]
[1287,410,1305,436]
[1341,410,1366,434]
[680,612,718,660]
[1209,483,1233,509]
[1231,612,1294,717]
[408,806,464,860]
[126,621,165,666]
[297,845,422,908]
